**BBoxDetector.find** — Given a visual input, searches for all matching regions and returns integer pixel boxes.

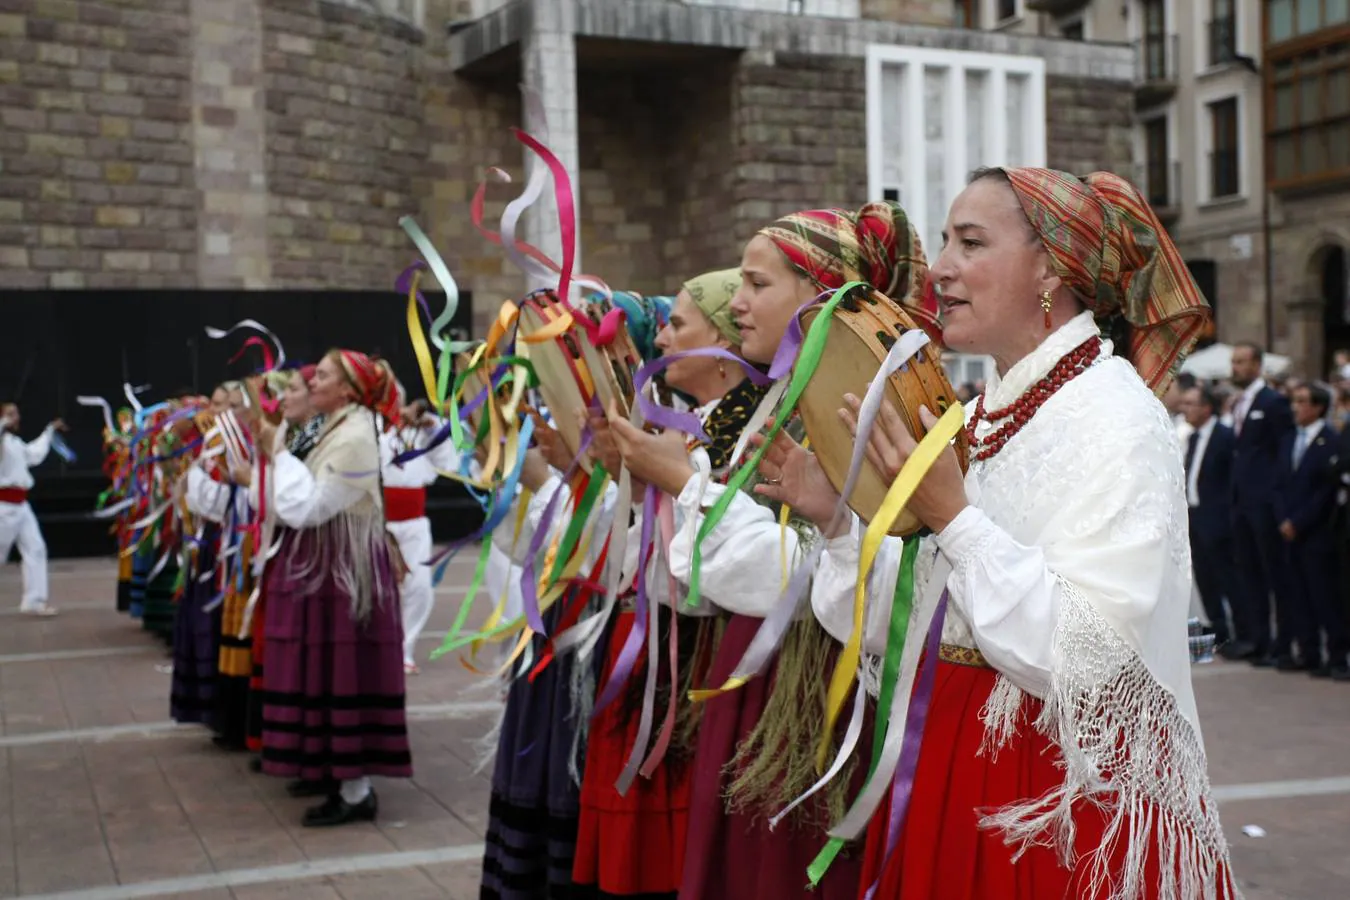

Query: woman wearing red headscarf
[253,349,411,827]
[798,168,1237,899]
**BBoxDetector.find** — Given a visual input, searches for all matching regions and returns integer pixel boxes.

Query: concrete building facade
[1,0,1137,362]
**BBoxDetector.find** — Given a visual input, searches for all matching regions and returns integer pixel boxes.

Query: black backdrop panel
[1,289,481,559]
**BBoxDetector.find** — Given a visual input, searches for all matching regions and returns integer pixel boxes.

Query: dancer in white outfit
[379,390,460,673]
[0,403,66,616]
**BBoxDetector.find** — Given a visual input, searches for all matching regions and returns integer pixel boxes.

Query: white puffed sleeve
[621,497,714,617]
[23,426,54,467]
[185,466,231,523]
[665,455,803,618]
[809,519,903,654]
[272,450,366,530]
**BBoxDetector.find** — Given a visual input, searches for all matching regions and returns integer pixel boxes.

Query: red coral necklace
[965,336,1103,462]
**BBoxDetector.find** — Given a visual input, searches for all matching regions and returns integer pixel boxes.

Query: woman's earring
[717,360,727,379]
[1041,290,1053,330]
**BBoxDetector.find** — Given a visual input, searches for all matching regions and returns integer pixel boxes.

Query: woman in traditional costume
[572,270,767,899]
[807,168,1235,899]
[478,291,667,900]
[609,203,929,900]
[254,350,411,827]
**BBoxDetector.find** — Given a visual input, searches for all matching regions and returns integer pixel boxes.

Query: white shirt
[0,426,54,491]
[1233,378,1266,435]
[1185,416,1217,508]
[379,418,462,490]
[1292,419,1325,470]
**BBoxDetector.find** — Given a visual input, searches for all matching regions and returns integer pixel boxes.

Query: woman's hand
[606,401,695,498]
[253,420,278,458]
[231,464,253,487]
[750,419,847,537]
[530,413,574,473]
[839,395,967,534]
[583,409,649,493]
[519,446,552,492]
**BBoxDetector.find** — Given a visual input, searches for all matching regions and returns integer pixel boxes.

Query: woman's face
[928,178,1059,365]
[653,290,731,395]
[209,387,229,413]
[309,354,355,415]
[282,371,313,424]
[730,234,819,365]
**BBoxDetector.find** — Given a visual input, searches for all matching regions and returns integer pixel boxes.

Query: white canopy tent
[1180,343,1292,381]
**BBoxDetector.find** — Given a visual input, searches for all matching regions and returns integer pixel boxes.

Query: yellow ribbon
[816,403,965,770]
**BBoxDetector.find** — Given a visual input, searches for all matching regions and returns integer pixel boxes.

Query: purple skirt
[169,529,221,726]
[259,527,411,781]
[480,599,603,900]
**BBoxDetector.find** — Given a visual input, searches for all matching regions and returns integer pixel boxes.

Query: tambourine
[796,285,968,537]
[515,290,636,465]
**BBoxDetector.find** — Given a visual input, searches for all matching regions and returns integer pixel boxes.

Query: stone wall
[0,0,196,288]
[1267,190,1350,375]
[859,0,953,25]
[260,0,427,288]
[1044,75,1135,180]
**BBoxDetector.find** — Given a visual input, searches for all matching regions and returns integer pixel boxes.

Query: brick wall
[260,0,427,288]
[0,0,196,288]
[1044,75,1135,179]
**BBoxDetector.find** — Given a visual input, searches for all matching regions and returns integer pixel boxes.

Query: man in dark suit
[1228,342,1294,663]
[1275,384,1348,677]
[1181,385,1238,649]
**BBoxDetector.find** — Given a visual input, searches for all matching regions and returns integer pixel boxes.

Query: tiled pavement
[2,558,1349,899]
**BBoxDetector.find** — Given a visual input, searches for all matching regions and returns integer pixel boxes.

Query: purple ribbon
[593,482,658,719]
[864,588,950,900]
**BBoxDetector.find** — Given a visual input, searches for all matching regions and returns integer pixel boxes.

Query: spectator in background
[956,382,976,404]
[1181,385,1238,650]
[1167,372,1198,444]
[1274,383,1347,678]
[1229,342,1294,664]
[1333,384,1350,432]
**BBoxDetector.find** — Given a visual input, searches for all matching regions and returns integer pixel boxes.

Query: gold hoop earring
[717,360,727,379]
[1041,290,1053,330]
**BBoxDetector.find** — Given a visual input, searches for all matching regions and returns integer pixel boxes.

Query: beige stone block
[329,222,362,243]
[432,180,466,202]
[41,0,79,21]
[0,200,21,221]
[40,181,71,201]
[96,206,142,226]
[0,14,24,37]
[0,59,18,83]
[36,90,83,111]
[105,251,152,271]
[104,162,136,184]
[27,133,83,156]
[196,21,240,47]
[101,73,129,93]
[0,247,29,268]
[51,271,84,288]
[277,33,314,56]
[37,42,79,67]
[40,225,76,247]
[197,60,232,88]
[100,117,130,138]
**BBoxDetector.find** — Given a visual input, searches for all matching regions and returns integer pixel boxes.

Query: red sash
[383,486,426,522]
[0,487,28,504]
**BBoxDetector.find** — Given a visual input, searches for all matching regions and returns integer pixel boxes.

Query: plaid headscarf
[759,200,939,339]
[1001,167,1212,397]
[681,267,743,346]
[333,350,399,425]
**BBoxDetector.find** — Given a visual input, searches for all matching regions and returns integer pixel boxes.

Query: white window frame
[1196,90,1246,205]
[1193,0,1243,75]
[865,43,1047,261]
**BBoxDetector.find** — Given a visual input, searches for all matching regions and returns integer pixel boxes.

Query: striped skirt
[169,537,221,726]
[259,528,411,782]
[214,571,255,749]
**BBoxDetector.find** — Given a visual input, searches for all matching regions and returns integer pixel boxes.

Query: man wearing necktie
[1274,384,1347,678]
[1181,386,1237,650]
[1228,343,1294,664]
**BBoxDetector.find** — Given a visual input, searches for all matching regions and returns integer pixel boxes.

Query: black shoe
[248,757,263,773]
[1276,657,1314,673]
[287,778,338,798]
[1218,641,1256,661]
[1310,665,1334,679]
[302,790,378,827]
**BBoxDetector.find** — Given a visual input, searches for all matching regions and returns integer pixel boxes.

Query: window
[1143,116,1172,207]
[1209,98,1240,197]
[1209,0,1237,66]
[1142,0,1170,81]
[954,0,977,28]
[997,0,1018,22]
[866,44,1047,259]
[1061,19,1085,40]
[1268,0,1350,45]
[1266,38,1350,186]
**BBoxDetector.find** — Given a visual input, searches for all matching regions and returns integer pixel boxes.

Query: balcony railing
[1026,0,1089,15]
[1210,149,1241,199]
[1136,159,1181,217]
[1208,16,1237,67]
[1135,33,1179,107]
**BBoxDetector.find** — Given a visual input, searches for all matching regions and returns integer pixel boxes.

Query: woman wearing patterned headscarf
[609,203,928,900]
[570,268,770,900]
[252,349,411,827]
[799,169,1236,898]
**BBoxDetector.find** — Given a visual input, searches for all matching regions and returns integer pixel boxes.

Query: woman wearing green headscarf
[571,268,769,900]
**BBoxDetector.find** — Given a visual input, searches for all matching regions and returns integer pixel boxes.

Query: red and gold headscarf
[333,350,400,425]
[758,200,940,339]
[1000,167,1211,397]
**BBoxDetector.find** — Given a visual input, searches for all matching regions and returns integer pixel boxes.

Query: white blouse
[272,450,366,530]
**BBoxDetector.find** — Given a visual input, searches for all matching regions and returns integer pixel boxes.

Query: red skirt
[679,614,863,900]
[859,658,1169,900]
[573,610,691,897]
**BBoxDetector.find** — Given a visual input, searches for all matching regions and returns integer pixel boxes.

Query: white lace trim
[978,579,1238,900]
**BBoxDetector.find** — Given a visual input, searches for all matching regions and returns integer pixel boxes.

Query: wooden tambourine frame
[796,288,969,537]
